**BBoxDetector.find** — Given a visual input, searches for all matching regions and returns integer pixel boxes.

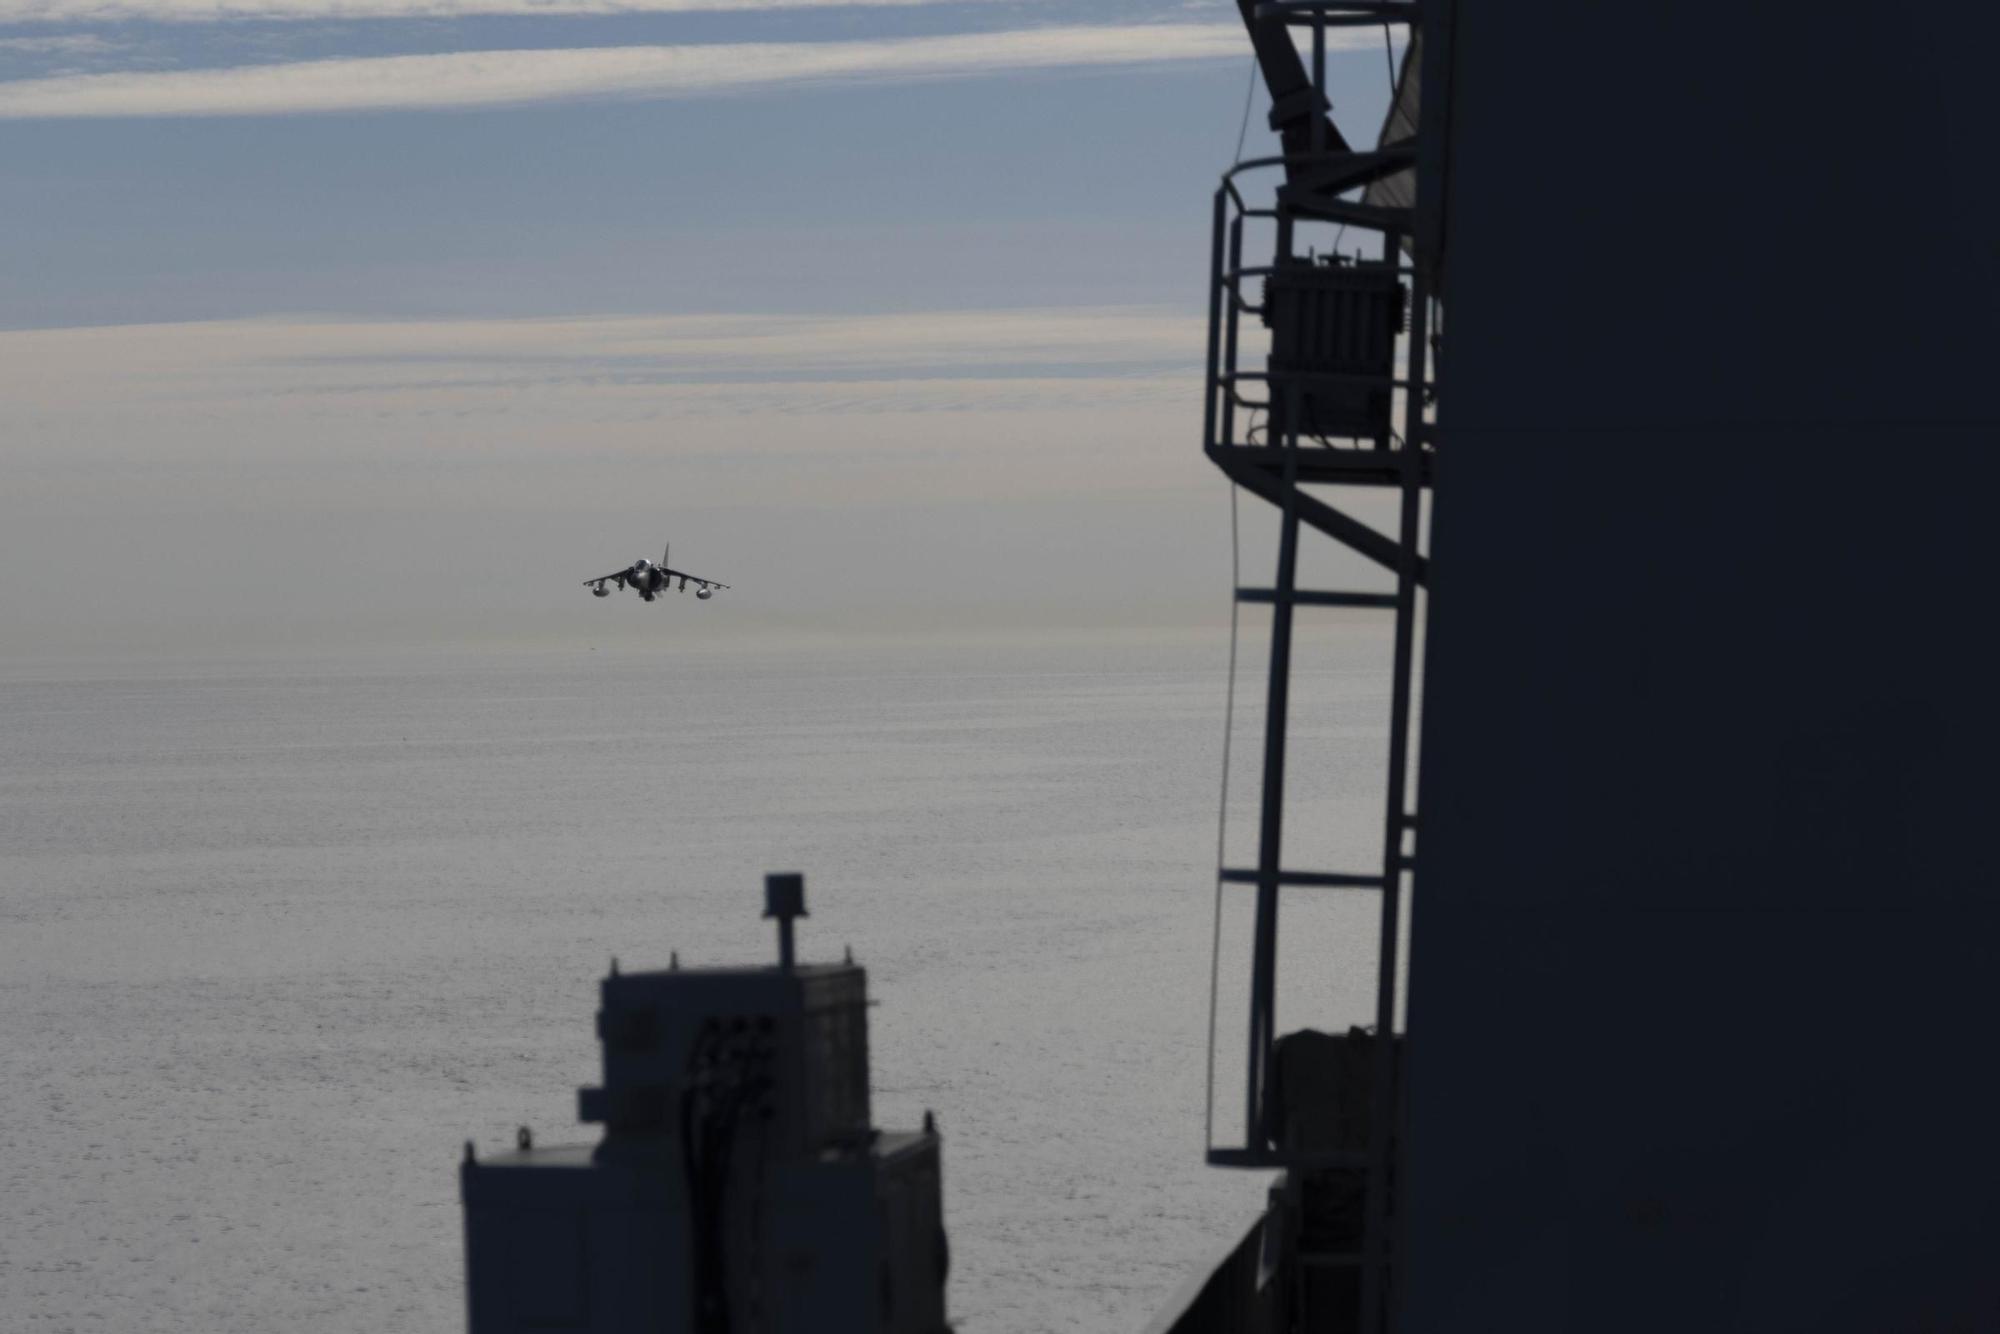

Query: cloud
[0,308,1206,432]
[0,308,1212,539]
[0,24,1279,118]
[1,0,988,19]
[0,307,1235,656]
[0,33,120,51]
[3,306,1203,369]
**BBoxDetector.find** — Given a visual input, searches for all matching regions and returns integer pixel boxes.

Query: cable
[681,1029,728,1332]
[1212,42,1258,1153]
[1205,481,1243,1152]
[680,1025,773,1334]
[1211,52,1259,1150]
[1231,52,1258,165]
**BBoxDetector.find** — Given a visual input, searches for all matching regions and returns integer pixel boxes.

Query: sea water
[0,632,1395,1332]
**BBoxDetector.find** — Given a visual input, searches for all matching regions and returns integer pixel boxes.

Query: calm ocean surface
[0,633,1393,1332]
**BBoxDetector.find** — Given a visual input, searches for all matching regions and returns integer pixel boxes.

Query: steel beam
[1213,452,1430,586]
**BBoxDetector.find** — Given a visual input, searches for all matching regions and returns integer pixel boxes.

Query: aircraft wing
[581,571,630,586]
[662,567,729,589]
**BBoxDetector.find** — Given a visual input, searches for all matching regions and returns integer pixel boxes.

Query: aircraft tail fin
[662,541,669,571]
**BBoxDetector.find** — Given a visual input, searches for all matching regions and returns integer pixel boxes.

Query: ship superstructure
[1162,1,2000,1332]
[461,875,950,1333]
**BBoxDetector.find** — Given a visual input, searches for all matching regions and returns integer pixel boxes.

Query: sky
[0,0,1407,660]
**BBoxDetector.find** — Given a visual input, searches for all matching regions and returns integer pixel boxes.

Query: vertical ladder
[1201,3,1447,1329]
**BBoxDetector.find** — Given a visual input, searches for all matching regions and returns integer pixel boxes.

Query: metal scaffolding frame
[1201,2,1449,1328]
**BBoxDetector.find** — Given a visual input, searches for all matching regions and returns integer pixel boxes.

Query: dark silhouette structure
[1172,1,2000,1331]
[1197,1,1439,1328]
[1403,4,2000,1330]
[462,876,949,1333]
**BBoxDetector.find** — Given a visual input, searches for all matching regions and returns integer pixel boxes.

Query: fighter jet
[583,543,730,603]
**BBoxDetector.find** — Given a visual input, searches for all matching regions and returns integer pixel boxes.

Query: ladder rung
[1236,587,1398,608]
[1220,868,1384,889]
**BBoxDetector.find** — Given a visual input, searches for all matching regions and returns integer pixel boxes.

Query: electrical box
[1261,258,1405,445]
